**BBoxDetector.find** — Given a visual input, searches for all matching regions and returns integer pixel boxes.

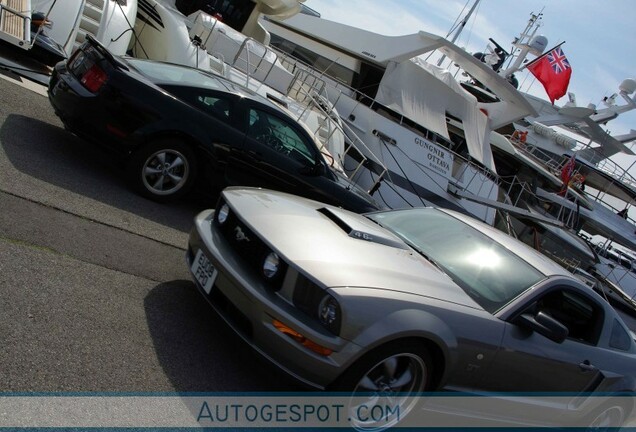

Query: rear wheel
[127,138,197,202]
[331,341,432,430]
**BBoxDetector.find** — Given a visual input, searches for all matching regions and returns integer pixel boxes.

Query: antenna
[603,94,618,107]
[500,10,547,78]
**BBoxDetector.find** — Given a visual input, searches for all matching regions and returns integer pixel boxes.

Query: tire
[330,340,432,430]
[127,138,197,202]
[586,401,629,431]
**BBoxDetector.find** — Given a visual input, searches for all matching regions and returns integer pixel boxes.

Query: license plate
[191,249,217,294]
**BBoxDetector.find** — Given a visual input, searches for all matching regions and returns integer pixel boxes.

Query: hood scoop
[317,207,408,250]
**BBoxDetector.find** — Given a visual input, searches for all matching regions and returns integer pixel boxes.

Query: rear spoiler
[83,34,129,72]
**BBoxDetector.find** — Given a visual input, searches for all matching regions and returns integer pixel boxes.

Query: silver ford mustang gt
[186,187,636,426]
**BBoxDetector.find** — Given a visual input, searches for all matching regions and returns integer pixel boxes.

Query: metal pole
[437,0,481,67]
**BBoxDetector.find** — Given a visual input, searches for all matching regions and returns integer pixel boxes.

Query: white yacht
[261,9,546,224]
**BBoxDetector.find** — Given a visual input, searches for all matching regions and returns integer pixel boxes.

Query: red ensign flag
[527,47,572,104]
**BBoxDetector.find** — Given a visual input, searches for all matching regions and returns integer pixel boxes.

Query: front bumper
[186,210,360,389]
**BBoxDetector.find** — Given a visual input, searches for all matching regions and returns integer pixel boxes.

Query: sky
[303,0,636,173]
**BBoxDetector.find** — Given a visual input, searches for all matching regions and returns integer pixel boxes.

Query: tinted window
[248,109,316,165]
[535,289,604,345]
[196,95,231,121]
[610,319,632,351]
[366,208,544,313]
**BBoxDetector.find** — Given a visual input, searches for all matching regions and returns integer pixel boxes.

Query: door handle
[579,360,597,372]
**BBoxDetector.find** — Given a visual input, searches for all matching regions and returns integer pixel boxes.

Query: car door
[481,286,606,393]
[232,105,336,201]
[164,86,246,187]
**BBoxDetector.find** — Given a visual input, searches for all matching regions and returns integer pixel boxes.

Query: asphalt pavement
[0,73,301,392]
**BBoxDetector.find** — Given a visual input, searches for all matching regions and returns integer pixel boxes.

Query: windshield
[366,208,544,313]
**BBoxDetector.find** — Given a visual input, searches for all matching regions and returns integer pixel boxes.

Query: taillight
[80,64,107,93]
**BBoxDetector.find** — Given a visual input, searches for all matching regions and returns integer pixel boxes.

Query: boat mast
[436,0,481,67]
[500,10,545,78]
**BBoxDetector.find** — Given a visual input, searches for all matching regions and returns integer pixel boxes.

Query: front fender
[330,286,504,389]
[331,288,459,383]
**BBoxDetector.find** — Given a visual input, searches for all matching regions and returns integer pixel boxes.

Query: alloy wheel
[348,353,426,430]
[141,149,189,196]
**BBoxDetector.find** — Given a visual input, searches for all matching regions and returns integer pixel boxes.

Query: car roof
[124,57,287,114]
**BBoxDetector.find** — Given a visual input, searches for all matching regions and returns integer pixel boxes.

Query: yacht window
[175,0,256,31]
[269,34,357,87]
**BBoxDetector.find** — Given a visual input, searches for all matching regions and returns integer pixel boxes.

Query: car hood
[222,188,482,309]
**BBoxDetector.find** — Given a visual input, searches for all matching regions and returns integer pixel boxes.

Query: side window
[196,95,231,121]
[535,289,604,345]
[610,319,633,351]
[247,109,316,165]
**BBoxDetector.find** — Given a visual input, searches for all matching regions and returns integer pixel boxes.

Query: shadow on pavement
[144,279,304,392]
[1,113,207,233]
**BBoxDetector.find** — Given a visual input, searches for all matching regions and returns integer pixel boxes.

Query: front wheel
[331,341,432,430]
[586,402,629,431]
[127,139,197,202]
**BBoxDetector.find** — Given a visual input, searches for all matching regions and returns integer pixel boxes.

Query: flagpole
[519,41,566,71]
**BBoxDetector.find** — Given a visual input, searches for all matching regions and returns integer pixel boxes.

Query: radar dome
[619,78,636,95]
[529,35,548,56]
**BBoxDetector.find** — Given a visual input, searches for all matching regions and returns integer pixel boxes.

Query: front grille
[292,274,325,316]
[216,203,287,290]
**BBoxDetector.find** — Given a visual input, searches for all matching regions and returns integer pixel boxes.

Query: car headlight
[217,203,230,225]
[318,294,341,334]
[263,252,281,279]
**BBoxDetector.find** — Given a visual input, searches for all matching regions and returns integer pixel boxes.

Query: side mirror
[515,311,569,343]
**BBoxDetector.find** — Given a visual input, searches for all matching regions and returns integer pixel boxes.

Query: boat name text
[414,137,451,175]
[361,51,377,59]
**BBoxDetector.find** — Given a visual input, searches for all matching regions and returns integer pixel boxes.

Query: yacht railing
[288,77,388,190]
[524,132,636,192]
[513,139,636,227]
[229,36,387,194]
[592,157,636,191]
[230,37,280,89]
[272,45,510,202]
[226,35,532,215]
